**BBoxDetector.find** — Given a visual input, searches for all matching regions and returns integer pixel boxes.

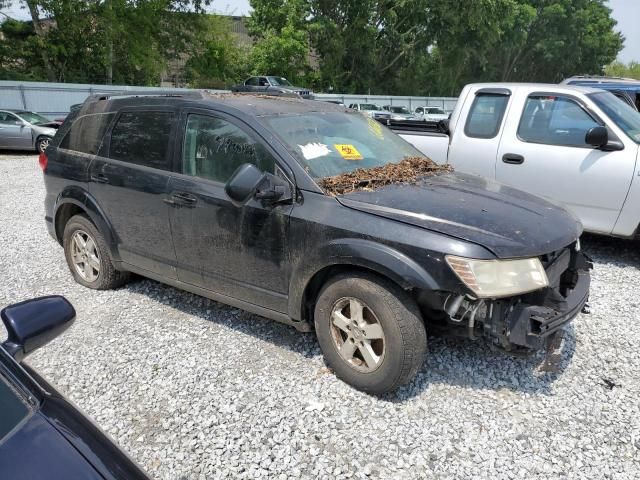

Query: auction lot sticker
[334,144,363,160]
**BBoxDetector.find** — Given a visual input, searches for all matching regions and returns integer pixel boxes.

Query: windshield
[17,111,50,124]
[427,108,445,114]
[263,112,426,178]
[589,92,640,144]
[268,76,293,87]
[359,104,381,111]
[388,106,410,114]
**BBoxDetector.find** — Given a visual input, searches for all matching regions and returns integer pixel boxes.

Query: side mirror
[225,163,293,206]
[225,163,265,204]
[1,296,75,362]
[585,126,608,148]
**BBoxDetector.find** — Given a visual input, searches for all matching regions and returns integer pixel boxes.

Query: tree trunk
[24,0,56,81]
[106,0,113,84]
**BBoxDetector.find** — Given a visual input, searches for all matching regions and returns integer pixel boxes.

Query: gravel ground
[1,153,639,479]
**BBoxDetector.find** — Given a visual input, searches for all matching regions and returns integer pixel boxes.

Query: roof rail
[86,90,207,102]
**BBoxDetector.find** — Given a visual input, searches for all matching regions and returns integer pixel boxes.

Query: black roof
[83,91,347,117]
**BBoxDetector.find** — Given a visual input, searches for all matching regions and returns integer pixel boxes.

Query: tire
[36,136,51,153]
[314,272,427,394]
[63,214,129,290]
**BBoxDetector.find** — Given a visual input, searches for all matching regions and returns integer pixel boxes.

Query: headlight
[446,256,548,298]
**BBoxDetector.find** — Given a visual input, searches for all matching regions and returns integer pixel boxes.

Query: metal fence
[0,80,458,117]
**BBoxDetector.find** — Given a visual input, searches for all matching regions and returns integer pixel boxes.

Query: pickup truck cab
[43,92,590,394]
[398,83,640,237]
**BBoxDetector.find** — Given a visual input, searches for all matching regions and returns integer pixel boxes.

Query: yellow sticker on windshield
[335,144,363,160]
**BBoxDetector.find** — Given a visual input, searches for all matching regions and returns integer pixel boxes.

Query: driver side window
[182,114,275,183]
[518,95,601,147]
[0,112,18,124]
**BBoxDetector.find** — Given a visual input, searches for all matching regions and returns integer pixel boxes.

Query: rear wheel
[314,272,427,394]
[36,136,51,153]
[63,214,129,289]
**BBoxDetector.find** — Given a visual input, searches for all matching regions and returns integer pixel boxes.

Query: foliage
[0,0,628,94]
[604,61,640,80]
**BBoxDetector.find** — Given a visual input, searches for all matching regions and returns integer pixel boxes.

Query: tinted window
[464,93,509,138]
[182,114,275,183]
[0,375,30,442]
[109,111,174,170]
[246,77,259,86]
[518,95,600,147]
[59,113,115,154]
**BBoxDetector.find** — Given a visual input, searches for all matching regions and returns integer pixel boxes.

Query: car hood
[336,172,581,258]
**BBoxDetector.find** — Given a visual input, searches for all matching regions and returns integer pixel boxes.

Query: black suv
[43,92,591,393]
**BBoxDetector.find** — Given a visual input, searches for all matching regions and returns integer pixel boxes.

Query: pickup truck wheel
[63,214,129,290]
[314,273,427,394]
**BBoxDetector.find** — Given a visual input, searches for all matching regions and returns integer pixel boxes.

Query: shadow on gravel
[122,275,581,401]
[580,233,640,268]
[0,150,38,157]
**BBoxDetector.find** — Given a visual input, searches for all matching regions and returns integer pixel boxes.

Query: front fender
[54,187,120,261]
[288,238,440,320]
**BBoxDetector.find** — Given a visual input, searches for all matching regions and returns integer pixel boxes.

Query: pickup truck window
[589,92,640,144]
[518,95,600,147]
[182,114,275,183]
[464,93,509,139]
[263,112,424,178]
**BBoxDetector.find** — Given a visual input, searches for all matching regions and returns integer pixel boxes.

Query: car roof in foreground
[85,92,347,117]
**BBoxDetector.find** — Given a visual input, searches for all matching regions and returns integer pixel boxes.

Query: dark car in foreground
[43,92,591,393]
[231,76,314,99]
[0,296,148,479]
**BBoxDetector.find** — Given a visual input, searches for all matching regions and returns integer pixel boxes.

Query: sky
[1,0,637,63]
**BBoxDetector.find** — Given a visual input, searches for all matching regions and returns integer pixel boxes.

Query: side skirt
[122,263,313,332]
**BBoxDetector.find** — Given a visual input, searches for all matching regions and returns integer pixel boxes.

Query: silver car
[0,110,58,153]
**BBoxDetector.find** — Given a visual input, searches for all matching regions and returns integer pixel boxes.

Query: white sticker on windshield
[298,143,331,160]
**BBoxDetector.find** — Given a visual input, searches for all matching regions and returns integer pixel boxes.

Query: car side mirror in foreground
[585,126,624,151]
[225,163,293,206]
[1,296,75,362]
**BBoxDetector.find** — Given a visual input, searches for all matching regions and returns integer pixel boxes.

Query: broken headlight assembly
[446,256,549,299]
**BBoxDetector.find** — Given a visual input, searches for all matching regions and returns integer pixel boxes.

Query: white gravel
[1,153,639,479]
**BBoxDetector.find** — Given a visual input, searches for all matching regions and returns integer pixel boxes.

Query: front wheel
[314,272,427,394]
[36,136,51,153]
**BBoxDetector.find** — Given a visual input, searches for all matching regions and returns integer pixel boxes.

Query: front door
[496,91,637,235]
[168,111,293,313]
[0,112,32,149]
[89,109,178,277]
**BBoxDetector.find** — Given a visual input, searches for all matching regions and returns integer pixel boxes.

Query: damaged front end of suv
[420,241,592,352]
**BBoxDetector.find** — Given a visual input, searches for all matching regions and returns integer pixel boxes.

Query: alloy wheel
[70,230,100,282]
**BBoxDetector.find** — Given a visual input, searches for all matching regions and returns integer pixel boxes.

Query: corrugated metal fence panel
[0,81,458,117]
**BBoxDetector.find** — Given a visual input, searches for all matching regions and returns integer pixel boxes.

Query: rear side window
[518,95,600,147]
[182,114,275,183]
[464,93,509,139]
[59,113,115,154]
[109,111,174,170]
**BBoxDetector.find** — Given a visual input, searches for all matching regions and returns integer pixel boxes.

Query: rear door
[167,109,293,313]
[447,88,511,177]
[496,91,636,234]
[89,108,178,277]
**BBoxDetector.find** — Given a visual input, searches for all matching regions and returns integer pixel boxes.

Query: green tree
[605,61,640,80]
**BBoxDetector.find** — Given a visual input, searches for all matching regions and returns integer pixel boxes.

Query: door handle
[90,174,110,184]
[502,153,525,165]
[165,192,197,208]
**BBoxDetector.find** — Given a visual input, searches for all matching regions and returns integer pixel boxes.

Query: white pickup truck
[396,83,640,237]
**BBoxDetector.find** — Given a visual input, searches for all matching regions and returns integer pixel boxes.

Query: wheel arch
[53,187,120,261]
[289,239,440,322]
